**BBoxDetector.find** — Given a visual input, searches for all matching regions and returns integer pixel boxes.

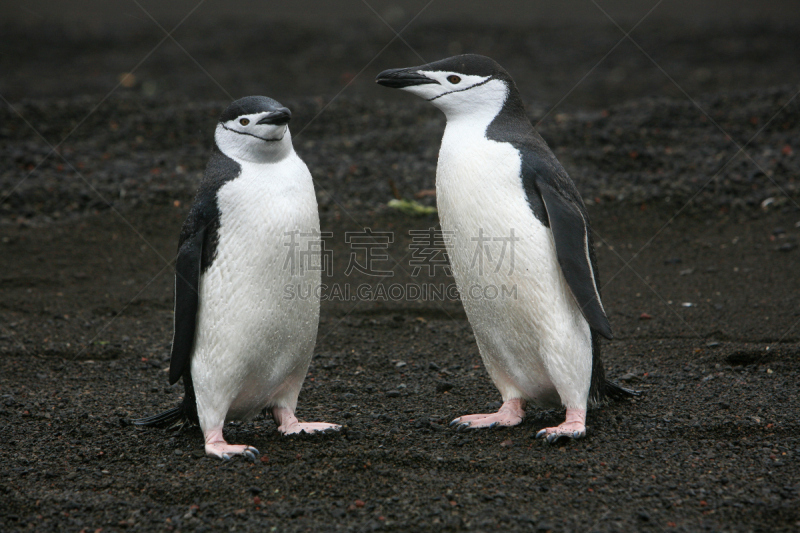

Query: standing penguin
[135,96,339,459]
[377,55,634,442]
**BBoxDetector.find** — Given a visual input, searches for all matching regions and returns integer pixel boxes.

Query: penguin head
[214,96,294,162]
[376,54,514,118]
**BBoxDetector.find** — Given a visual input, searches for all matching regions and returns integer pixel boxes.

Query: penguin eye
[447,75,461,84]
[239,118,250,126]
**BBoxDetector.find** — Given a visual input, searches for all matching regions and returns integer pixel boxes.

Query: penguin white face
[214,96,294,163]
[376,55,513,118]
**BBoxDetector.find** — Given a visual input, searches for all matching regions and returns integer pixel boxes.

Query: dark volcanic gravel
[3,86,800,227]
[2,8,800,533]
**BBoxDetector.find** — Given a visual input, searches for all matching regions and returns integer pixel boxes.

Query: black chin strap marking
[426,75,496,102]
[221,123,284,142]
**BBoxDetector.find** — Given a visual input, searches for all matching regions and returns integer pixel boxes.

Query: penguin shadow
[238,411,343,445]
[449,401,583,446]
[139,412,343,462]
[525,398,641,446]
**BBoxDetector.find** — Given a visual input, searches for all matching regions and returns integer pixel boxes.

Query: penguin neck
[435,78,510,138]
[214,125,294,164]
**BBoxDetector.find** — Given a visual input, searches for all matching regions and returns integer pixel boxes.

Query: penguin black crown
[135,96,339,459]
[377,55,636,442]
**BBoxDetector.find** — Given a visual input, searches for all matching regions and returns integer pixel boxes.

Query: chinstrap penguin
[377,55,636,442]
[135,96,339,459]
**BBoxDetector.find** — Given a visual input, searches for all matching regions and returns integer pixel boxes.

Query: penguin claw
[204,431,261,460]
[489,421,500,429]
[449,418,461,427]
[537,427,586,444]
[456,422,471,432]
[545,433,560,444]
[536,408,587,444]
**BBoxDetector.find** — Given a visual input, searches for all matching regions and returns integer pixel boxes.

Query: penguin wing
[535,179,613,339]
[168,226,205,385]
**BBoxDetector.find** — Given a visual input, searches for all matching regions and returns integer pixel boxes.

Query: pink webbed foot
[535,408,587,443]
[272,407,341,436]
[449,398,526,431]
[203,427,259,461]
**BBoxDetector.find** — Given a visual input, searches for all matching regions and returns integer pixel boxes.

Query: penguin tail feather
[602,380,641,401]
[132,404,192,430]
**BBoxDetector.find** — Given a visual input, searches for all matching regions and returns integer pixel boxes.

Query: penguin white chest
[212,156,319,308]
[435,126,592,407]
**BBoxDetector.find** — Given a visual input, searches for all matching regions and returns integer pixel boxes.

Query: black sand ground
[2,4,800,532]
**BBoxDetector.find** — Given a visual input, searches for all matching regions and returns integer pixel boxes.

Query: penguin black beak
[376,68,438,89]
[257,107,292,126]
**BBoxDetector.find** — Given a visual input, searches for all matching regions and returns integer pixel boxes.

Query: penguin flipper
[168,227,205,385]
[537,181,613,340]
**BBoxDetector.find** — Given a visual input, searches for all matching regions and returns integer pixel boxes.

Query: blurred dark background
[3,0,800,108]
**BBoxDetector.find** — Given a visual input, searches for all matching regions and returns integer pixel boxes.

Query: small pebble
[435,381,454,393]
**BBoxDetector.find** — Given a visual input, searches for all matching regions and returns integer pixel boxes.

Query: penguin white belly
[191,155,320,429]
[436,129,592,409]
